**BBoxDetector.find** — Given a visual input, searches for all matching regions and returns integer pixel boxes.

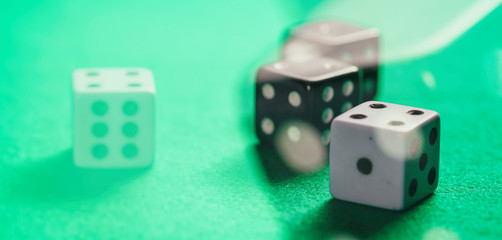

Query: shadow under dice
[283,20,380,102]
[330,101,440,210]
[73,68,155,168]
[255,58,361,172]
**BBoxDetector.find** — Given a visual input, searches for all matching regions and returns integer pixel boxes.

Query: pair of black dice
[255,20,380,159]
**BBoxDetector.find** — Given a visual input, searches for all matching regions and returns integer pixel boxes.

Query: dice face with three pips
[282,20,380,102]
[330,101,440,210]
[255,58,361,172]
[73,68,155,168]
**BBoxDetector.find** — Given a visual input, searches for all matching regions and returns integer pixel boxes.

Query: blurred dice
[283,20,380,101]
[73,68,155,168]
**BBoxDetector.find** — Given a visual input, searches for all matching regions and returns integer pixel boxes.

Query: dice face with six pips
[255,58,361,148]
[283,20,380,102]
[329,101,440,210]
[73,68,155,168]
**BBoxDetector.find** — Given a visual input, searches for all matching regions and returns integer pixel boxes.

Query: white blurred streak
[373,126,424,161]
[422,227,460,240]
[385,0,500,62]
[373,128,407,162]
[275,120,327,173]
[310,0,501,63]
[406,129,424,160]
[421,71,437,89]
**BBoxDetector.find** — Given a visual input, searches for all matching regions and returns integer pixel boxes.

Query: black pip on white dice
[329,101,440,210]
[254,19,440,210]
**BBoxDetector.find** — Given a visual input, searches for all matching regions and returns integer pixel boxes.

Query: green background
[1,0,501,239]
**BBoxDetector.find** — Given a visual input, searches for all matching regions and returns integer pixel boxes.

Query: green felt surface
[1,0,502,239]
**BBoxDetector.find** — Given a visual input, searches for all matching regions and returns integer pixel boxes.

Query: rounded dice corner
[346,65,360,75]
[72,69,86,78]
[72,158,96,169]
[366,27,380,37]
[73,68,102,79]
[328,184,338,200]
[255,67,267,80]
[256,67,284,83]
[329,118,343,134]
[432,111,441,120]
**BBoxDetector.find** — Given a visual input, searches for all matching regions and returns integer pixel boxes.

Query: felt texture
[0,0,501,239]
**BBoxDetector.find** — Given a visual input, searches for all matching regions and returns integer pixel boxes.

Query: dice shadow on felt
[5,149,150,203]
[254,143,299,182]
[292,196,437,240]
[306,199,403,239]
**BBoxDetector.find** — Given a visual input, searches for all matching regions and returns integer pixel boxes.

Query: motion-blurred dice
[330,101,440,210]
[73,68,155,168]
[255,58,361,172]
[283,20,379,101]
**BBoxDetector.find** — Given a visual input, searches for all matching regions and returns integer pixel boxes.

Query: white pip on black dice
[255,58,361,172]
[283,20,379,102]
[256,57,361,146]
[330,101,440,210]
[73,68,155,168]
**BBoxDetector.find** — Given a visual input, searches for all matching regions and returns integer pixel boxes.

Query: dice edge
[291,20,380,46]
[402,117,440,210]
[259,59,359,83]
[72,68,155,94]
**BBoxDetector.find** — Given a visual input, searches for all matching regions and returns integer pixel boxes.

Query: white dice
[329,101,440,210]
[72,68,155,168]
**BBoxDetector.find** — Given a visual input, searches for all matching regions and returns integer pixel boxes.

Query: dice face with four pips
[329,101,440,210]
[73,68,155,168]
[255,58,361,172]
[282,20,380,102]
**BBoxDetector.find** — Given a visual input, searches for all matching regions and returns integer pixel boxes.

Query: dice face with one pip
[330,101,440,210]
[73,68,155,168]
[283,20,379,102]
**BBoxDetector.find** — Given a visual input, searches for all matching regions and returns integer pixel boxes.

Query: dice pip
[255,58,361,148]
[282,20,379,101]
[73,68,155,168]
[330,101,440,210]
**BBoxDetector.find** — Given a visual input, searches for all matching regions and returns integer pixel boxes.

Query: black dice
[255,57,361,148]
[282,20,379,101]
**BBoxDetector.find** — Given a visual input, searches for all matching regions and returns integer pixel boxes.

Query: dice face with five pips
[329,101,440,210]
[73,68,155,168]
[283,20,380,102]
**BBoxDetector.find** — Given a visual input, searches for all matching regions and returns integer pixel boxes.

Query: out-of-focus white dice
[73,68,155,168]
[330,101,440,210]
